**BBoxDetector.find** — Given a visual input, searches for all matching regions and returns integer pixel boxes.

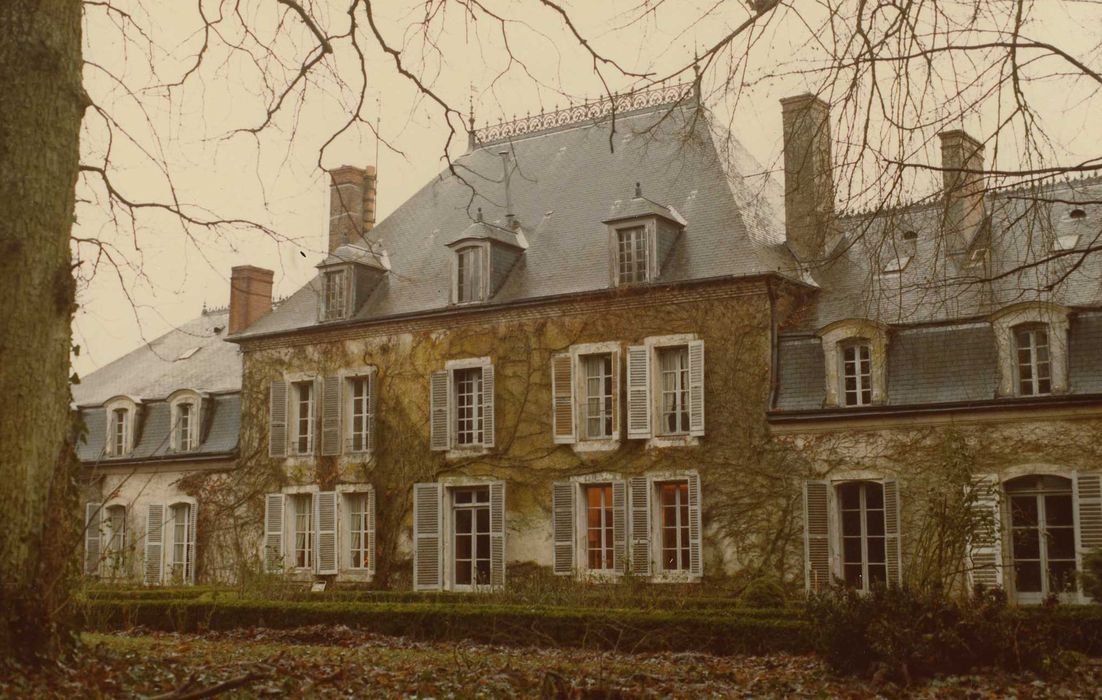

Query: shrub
[739,577,788,609]
[1081,549,1102,603]
[806,585,1090,682]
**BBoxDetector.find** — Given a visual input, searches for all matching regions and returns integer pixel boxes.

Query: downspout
[766,278,780,410]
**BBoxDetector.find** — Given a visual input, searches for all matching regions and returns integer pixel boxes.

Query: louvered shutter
[269,380,288,457]
[687,474,703,576]
[144,504,165,586]
[883,479,902,587]
[687,340,705,437]
[550,353,575,444]
[264,493,284,572]
[481,365,495,448]
[429,371,450,451]
[490,481,506,588]
[85,502,103,576]
[312,377,322,454]
[612,480,627,574]
[366,488,377,575]
[626,346,652,439]
[366,373,377,452]
[1075,472,1102,601]
[803,480,831,593]
[315,491,338,574]
[413,483,443,590]
[610,349,622,441]
[320,376,342,456]
[966,474,1004,590]
[629,475,652,575]
[551,482,574,575]
[187,502,198,584]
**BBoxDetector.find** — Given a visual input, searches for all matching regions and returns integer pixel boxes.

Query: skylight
[1055,234,1080,251]
[176,347,200,361]
[881,255,911,274]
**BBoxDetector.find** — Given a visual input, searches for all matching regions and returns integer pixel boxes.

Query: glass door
[452,487,491,589]
[1007,475,1077,603]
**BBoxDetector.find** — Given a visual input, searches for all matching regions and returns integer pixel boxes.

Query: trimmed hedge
[81,598,809,655]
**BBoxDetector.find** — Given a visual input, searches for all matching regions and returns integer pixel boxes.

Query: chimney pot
[228,265,274,334]
[780,93,835,263]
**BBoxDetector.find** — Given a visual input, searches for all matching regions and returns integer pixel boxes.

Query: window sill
[576,569,622,582]
[572,439,620,454]
[445,446,490,460]
[646,435,699,449]
[649,571,701,584]
[337,568,373,582]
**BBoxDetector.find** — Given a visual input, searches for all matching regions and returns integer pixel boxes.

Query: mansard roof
[73,308,241,406]
[234,97,796,339]
[792,176,1102,331]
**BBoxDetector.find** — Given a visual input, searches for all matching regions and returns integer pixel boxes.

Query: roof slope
[794,177,1102,330]
[238,103,795,338]
[73,309,241,406]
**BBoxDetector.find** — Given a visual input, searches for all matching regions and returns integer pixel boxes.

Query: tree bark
[0,0,85,662]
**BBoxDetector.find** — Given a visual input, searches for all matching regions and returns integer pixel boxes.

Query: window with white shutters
[627,337,704,441]
[269,381,288,458]
[347,375,374,452]
[291,493,314,569]
[838,481,887,590]
[413,483,443,590]
[144,504,164,585]
[454,368,484,446]
[1006,475,1077,603]
[657,347,690,436]
[291,381,316,455]
[583,355,615,440]
[431,360,494,451]
[453,486,492,588]
[347,492,373,570]
[585,484,615,570]
[264,493,285,572]
[658,481,690,572]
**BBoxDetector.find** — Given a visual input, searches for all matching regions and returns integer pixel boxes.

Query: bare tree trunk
[0,0,85,662]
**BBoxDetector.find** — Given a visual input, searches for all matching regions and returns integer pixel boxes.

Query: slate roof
[74,309,241,406]
[794,176,1102,330]
[74,309,241,463]
[234,102,795,339]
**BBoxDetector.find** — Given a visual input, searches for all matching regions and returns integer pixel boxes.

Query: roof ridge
[470,81,696,148]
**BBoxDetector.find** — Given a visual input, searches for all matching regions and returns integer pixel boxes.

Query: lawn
[4,627,1102,698]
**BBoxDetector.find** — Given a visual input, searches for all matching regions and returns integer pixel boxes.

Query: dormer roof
[447,218,527,250]
[603,190,687,227]
[317,242,389,271]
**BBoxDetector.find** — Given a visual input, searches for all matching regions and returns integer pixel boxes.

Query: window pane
[456,561,472,585]
[844,564,863,587]
[1015,561,1042,592]
[1045,495,1073,526]
[1010,496,1038,526]
[839,483,860,510]
[1047,528,1076,560]
[843,537,862,563]
[865,509,885,537]
[868,564,887,585]
[867,537,886,564]
[865,482,884,509]
[841,510,862,537]
[456,534,472,559]
[1012,528,1040,560]
[1048,561,1077,593]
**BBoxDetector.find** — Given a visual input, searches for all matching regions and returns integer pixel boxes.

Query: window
[1006,475,1077,602]
[347,492,371,569]
[291,494,313,569]
[174,402,195,451]
[454,367,484,446]
[658,481,691,572]
[1014,325,1052,396]
[111,408,129,456]
[841,341,873,407]
[617,226,648,284]
[456,246,484,303]
[104,505,127,576]
[585,485,615,570]
[292,381,315,454]
[657,346,689,435]
[452,486,491,588]
[347,375,373,452]
[838,481,887,591]
[323,268,348,320]
[169,503,192,582]
[583,354,614,439]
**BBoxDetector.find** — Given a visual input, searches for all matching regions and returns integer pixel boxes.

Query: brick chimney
[228,265,274,334]
[328,165,377,252]
[939,130,985,243]
[781,94,835,263]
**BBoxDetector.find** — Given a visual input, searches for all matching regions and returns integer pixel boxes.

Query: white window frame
[439,357,493,455]
[342,369,376,454]
[103,395,139,457]
[453,367,485,447]
[289,377,317,456]
[644,334,699,447]
[609,219,658,286]
[449,484,493,591]
[164,497,197,585]
[566,342,621,450]
[102,502,129,579]
[839,340,873,407]
[1001,471,1080,605]
[321,266,351,321]
[990,303,1070,398]
[168,390,203,453]
[452,242,489,305]
[1013,324,1053,397]
[836,480,888,592]
[336,484,375,578]
[641,470,702,582]
[287,490,315,572]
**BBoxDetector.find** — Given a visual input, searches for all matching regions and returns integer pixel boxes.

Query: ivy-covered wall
[220,278,807,588]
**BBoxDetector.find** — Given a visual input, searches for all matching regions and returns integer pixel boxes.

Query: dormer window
[816,320,888,408]
[168,390,204,452]
[1014,324,1051,396]
[103,395,140,457]
[604,183,685,288]
[322,268,349,321]
[617,226,648,284]
[456,245,486,304]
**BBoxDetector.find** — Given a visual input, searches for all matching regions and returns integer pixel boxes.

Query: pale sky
[73,0,1102,377]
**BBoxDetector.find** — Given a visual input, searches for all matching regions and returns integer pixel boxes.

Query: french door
[452,487,491,589]
[1007,475,1077,603]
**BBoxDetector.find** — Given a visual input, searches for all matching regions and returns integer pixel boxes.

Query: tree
[4,0,1101,663]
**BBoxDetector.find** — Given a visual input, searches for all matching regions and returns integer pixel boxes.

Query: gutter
[767,393,1102,424]
[79,448,238,470]
[228,270,815,346]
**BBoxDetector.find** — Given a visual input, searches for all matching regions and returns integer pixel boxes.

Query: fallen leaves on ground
[2,625,1101,698]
